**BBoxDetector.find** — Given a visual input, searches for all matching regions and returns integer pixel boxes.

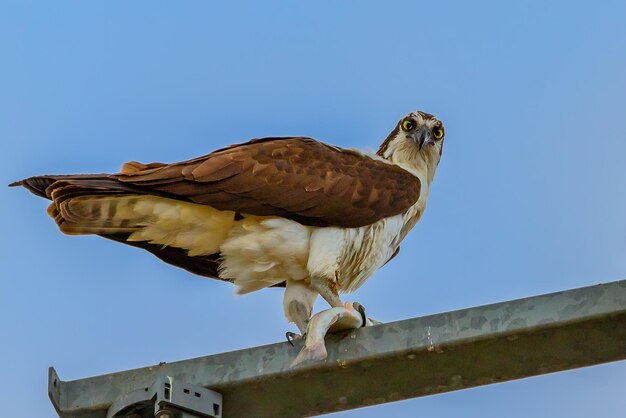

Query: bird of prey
[11,110,445,335]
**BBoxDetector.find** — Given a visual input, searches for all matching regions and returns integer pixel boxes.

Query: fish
[290,302,379,367]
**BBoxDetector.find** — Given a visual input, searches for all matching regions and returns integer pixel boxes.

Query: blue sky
[1,1,625,417]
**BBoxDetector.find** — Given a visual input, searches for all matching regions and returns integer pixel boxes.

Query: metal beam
[49,280,626,418]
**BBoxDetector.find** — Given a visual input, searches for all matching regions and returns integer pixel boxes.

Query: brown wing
[115,137,421,228]
[10,136,418,283]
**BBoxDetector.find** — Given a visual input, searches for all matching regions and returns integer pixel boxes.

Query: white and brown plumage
[11,110,445,334]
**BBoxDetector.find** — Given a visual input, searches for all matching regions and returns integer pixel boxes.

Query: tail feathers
[11,175,169,234]
[49,195,153,235]
[10,174,289,288]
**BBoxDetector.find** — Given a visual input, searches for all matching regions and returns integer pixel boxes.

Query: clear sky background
[1,1,626,417]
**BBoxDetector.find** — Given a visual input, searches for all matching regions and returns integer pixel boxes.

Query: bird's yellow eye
[433,127,444,140]
[402,120,415,131]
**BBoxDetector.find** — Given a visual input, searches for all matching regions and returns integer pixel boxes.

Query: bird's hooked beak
[410,125,434,151]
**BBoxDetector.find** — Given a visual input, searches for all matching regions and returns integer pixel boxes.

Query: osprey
[11,111,445,335]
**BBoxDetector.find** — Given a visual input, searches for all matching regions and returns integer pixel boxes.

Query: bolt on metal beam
[49,280,626,418]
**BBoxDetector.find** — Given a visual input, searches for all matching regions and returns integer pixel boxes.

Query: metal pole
[49,280,626,418]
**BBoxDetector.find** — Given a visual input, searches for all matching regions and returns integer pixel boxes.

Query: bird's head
[377,111,445,183]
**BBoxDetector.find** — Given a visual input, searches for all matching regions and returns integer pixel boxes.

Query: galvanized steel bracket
[51,369,223,418]
[106,375,222,418]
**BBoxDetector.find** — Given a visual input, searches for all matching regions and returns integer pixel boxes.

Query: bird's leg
[310,273,343,308]
[283,279,318,345]
[310,274,376,326]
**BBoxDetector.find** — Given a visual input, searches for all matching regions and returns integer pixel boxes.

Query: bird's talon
[352,302,368,327]
[286,331,304,346]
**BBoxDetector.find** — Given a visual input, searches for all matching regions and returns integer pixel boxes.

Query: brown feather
[120,161,168,175]
[12,136,421,228]
[114,137,421,228]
